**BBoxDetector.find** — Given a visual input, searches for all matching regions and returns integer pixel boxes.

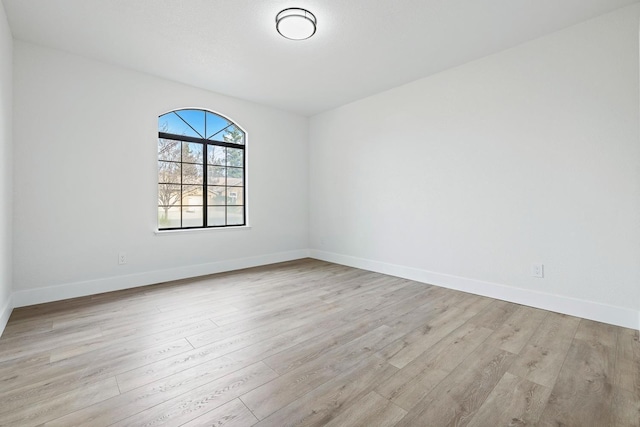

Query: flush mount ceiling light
[276,8,317,40]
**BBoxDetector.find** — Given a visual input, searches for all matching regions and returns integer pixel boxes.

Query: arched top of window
[158,109,245,145]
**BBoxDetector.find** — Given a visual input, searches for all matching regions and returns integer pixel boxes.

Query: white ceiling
[2,0,638,116]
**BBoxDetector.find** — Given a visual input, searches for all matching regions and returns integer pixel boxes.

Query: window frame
[157,109,246,231]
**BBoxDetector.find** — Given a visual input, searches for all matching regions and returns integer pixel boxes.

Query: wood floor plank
[0,352,50,381]
[252,355,399,427]
[575,318,619,348]
[164,263,352,315]
[537,335,617,426]
[49,318,215,362]
[0,338,192,398]
[322,391,407,427]
[318,275,413,305]
[46,359,270,427]
[614,327,640,396]
[0,376,120,427]
[481,305,548,354]
[116,316,344,393]
[337,281,432,324]
[610,387,640,427]
[508,312,580,387]
[468,299,520,331]
[376,322,494,410]
[50,302,161,330]
[97,304,233,335]
[210,289,331,326]
[242,325,401,420]
[0,319,53,339]
[394,344,517,427]
[224,317,346,366]
[335,282,454,324]
[259,288,459,377]
[0,259,634,426]
[110,362,278,427]
[466,372,552,427]
[0,324,103,363]
[262,315,392,375]
[380,301,488,369]
[186,299,342,349]
[379,292,467,336]
[8,291,158,326]
[0,338,194,411]
[180,398,259,427]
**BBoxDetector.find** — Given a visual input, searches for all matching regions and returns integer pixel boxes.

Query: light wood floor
[0,259,638,426]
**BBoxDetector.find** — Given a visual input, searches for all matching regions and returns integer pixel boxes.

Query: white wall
[310,5,640,329]
[12,42,309,304]
[0,2,12,330]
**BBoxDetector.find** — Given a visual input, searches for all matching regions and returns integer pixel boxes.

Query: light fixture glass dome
[276,8,317,40]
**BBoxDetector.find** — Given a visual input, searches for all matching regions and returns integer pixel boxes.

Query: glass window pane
[158,184,181,206]
[184,195,202,207]
[208,125,231,141]
[227,206,244,225]
[174,110,205,138]
[207,145,225,165]
[159,112,202,138]
[158,161,180,184]
[182,142,203,164]
[207,186,226,205]
[182,206,203,227]
[159,110,245,230]
[226,148,243,167]
[222,125,245,145]
[208,166,226,186]
[182,185,203,203]
[206,112,231,140]
[227,188,243,205]
[227,167,243,186]
[207,206,226,226]
[158,206,180,229]
[158,138,180,161]
[182,164,203,184]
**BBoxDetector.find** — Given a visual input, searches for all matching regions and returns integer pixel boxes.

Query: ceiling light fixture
[276,8,317,40]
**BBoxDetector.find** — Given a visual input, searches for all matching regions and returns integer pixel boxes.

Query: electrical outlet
[532,263,544,278]
[118,251,127,265]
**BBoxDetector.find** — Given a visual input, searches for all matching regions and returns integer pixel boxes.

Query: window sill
[154,225,252,235]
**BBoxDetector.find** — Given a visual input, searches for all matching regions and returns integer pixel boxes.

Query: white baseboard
[12,249,310,308]
[7,248,639,332]
[0,293,13,338]
[310,249,640,331]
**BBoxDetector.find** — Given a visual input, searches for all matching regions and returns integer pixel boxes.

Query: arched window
[157,109,246,229]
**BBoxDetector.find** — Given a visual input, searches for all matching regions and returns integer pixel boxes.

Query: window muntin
[158,109,245,230]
